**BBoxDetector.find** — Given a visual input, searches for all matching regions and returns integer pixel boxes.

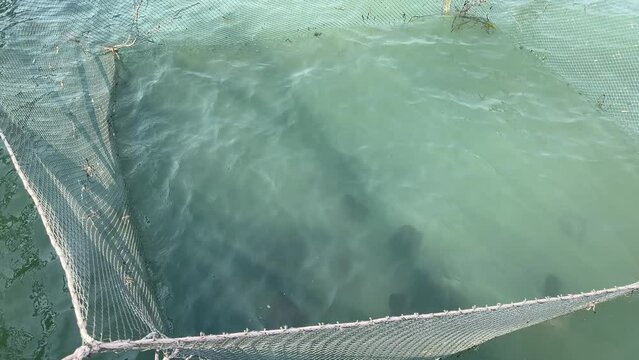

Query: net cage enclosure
[0,0,638,359]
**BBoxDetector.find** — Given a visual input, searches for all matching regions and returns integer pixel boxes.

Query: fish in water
[388,293,408,316]
[559,215,586,240]
[543,274,562,297]
[341,194,369,222]
[388,225,423,259]
[265,291,307,328]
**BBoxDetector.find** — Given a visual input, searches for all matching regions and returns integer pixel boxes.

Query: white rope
[0,128,95,344]
[63,282,639,358]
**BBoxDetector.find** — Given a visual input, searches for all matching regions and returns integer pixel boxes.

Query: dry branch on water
[103,1,142,59]
[104,35,137,59]
[451,0,496,33]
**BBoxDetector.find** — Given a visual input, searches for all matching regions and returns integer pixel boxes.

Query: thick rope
[63,282,639,359]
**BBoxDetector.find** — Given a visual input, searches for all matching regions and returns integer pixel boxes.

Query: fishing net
[0,0,637,359]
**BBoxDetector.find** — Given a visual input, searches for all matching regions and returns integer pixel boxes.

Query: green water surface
[1,16,638,360]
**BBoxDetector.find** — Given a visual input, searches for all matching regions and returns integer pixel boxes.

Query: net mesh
[494,0,639,134]
[0,0,637,359]
[71,284,639,360]
[0,0,164,342]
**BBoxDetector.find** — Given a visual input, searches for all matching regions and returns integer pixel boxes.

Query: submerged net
[0,0,637,359]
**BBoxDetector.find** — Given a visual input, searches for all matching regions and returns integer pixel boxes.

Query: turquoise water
[2,15,639,360]
[0,148,80,359]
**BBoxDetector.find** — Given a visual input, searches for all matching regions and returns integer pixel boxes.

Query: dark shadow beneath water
[115,43,471,338]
